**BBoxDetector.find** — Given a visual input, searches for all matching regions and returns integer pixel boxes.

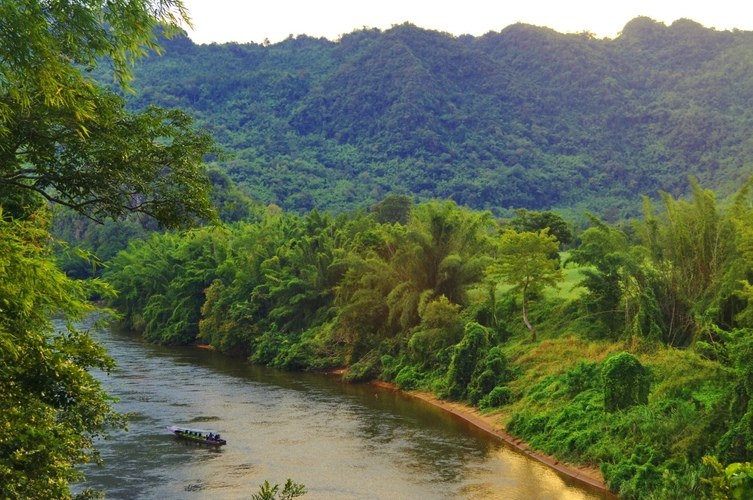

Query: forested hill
[125,17,753,218]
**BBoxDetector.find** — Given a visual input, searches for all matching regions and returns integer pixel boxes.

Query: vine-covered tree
[601,352,651,412]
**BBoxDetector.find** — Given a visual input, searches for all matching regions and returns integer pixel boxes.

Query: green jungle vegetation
[0,0,218,498]
[109,17,753,220]
[104,183,753,499]
[5,1,753,498]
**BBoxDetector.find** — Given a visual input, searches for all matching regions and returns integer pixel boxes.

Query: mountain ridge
[122,17,753,219]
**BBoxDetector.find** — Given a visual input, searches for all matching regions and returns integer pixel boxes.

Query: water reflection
[72,323,607,500]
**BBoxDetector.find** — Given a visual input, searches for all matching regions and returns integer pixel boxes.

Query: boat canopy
[167,425,219,434]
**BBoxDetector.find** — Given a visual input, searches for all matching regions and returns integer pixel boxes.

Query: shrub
[479,386,512,409]
[343,355,378,382]
[446,322,489,400]
[702,455,753,500]
[379,355,400,381]
[467,347,508,405]
[250,325,285,365]
[562,361,601,397]
[395,366,422,390]
[602,352,651,412]
[695,340,721,361]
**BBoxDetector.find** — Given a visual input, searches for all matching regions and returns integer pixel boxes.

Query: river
[73,323,608,500]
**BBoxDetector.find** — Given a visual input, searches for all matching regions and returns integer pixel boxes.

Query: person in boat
[208,432,214,440]
[214,433,221,441]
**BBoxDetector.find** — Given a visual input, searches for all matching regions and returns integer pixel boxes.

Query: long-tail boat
[166,426,227,446]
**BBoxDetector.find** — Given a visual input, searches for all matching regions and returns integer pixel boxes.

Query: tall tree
[386,201,495,328]
[492,229,563,340]
[0,0,188,121]
[636,179,736,345]
[566,214,637,337]
[507,209,573,246]
[1,0,216,228]
[0,1,216,497]
[333,201,496,363]
[1,91,218,225]
[0,210,124,499]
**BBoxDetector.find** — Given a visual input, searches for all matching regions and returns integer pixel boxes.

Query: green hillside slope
[123,17,753,217]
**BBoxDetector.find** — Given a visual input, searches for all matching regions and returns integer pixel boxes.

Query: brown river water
[71,322,609,500]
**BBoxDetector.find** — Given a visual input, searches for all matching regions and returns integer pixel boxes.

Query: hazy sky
[181,0,753,45]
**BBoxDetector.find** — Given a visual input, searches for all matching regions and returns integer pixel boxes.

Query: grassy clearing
[494,336,622,421]
[490,253,591,300]
[549,251,591,301]
[641,347,731,405]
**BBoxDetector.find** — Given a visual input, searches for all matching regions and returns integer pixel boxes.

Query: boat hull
[166,426,227,446]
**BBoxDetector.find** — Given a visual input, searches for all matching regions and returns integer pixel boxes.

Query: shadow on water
[72,322,610,500]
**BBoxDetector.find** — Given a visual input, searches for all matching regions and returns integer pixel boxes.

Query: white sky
[181,0,753,45]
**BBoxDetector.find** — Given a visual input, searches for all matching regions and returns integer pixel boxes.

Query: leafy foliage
[602,352,651,413]
[101,163,753,499]
[1,1,218,229]
[507,209,573,247]
[251,479,306,500]
[703,456,753,500]
[105,19,753,218]
[0,1,219,497]
[0,210,124,499]
[1,89,219,226]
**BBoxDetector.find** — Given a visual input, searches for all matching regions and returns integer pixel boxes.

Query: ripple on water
[73,321,608,500]
[184,481,205,492]
[122,411,151,422]
[225,463,259,478]
[187,416,221,423]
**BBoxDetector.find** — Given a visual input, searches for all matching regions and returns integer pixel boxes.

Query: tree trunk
[522,283,536,341]
[488,283,499,330]
[624,277,630,333]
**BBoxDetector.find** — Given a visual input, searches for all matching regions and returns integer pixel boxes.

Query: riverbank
[370,380,617,498]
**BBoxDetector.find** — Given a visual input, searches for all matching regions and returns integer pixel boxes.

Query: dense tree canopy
[0,0,188,114]
[2,89,218,225]
[0,0,217,497]
[0,210,123,499]
[1,0,217,228]
[10,4,753,498]
[111,18,753,218]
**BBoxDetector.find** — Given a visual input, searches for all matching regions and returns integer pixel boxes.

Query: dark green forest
[9,5,753,498]
[55,16,753,500]
[116,17,753,219]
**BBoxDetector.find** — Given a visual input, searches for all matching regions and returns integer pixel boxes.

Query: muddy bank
[370,380,617,498]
